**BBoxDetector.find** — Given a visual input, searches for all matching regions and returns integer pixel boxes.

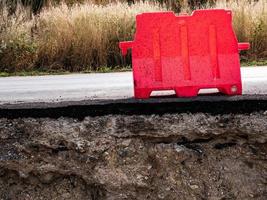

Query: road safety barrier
[119,9,249,98]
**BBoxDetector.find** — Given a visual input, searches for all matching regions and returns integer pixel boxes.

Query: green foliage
[250,19,267,58]
[0,33,37,72]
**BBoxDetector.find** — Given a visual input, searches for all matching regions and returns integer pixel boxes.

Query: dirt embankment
[0,112,266,200]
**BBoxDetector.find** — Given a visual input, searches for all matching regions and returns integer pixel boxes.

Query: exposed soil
[0,112,266,199]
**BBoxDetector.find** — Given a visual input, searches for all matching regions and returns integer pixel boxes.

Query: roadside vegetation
[0,0,266,75]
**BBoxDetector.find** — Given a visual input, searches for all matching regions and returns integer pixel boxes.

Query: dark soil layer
[0,112,266,199]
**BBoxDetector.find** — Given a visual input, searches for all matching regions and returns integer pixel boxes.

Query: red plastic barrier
[119,9,250,99]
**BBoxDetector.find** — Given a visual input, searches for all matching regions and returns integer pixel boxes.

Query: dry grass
[213,0,267,61]
[36,2,164,71]
[0,0,266,73]
[0,4,37,72]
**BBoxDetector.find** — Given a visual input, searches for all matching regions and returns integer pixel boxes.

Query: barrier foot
[134,88,152,99]
[175,87,199,97]
[218,84,242,95]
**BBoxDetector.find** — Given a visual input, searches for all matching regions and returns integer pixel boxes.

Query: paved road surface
[0,66,266,104]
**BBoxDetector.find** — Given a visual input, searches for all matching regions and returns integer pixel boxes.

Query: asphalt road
[0,66,266,105]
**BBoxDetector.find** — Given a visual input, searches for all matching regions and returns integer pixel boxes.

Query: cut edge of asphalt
[0,94,267,119]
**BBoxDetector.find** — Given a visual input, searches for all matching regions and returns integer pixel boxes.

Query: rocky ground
[0,112,266,200]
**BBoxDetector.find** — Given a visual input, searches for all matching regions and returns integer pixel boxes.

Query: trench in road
[0,68,267,199]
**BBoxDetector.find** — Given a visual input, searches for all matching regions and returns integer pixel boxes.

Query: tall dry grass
[0,4,37,72]
[36,2,164,71]
[0,1,164,72]
[0,0,266,73]
[213,0,267,60]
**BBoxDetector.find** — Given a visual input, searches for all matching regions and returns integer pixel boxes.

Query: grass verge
[0,66,132,77]
[1,62,267,77]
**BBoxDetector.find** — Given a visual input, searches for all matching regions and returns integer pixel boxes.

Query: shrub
[0,0,213,14]
[0,5,37,72]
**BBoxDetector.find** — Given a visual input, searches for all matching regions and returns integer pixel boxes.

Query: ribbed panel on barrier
[119,9,250,99]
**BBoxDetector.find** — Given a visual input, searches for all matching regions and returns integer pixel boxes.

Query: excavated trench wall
[0,110,267,199]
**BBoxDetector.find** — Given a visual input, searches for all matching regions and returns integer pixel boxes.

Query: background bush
[0,0,266,73]
[0,5,37,72]
[1,0,213,13]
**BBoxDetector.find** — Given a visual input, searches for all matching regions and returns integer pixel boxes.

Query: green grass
[241,60,267,67]
[0,70,70,77]
[1,61,266,77]
[0,66,131,77]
